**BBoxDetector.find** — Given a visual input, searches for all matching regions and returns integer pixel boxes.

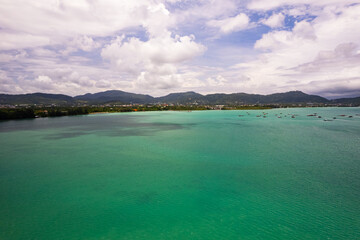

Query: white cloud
[207,13,250,34]
[60,36,100,55]
[101,32,206,89]
[95,79,112,89]
[33,75,54,90]
[0,33,50,50]
[262,13,285,28]
[231,3,360,97]
[102,33,205,69]
[0,70,11,84]
[0,52,135,95]
[0,70,23,93]
[247,0,357,10]
[174,0,239,23]
[72,36,100,52]
[0,0,208,95]
[0,0,174,50]
[255,20,316,50]
[0,50,27,62]
[207,75,228,86]
[1,0,360,98]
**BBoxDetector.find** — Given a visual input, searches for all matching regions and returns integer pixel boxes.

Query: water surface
[1,108,360,239]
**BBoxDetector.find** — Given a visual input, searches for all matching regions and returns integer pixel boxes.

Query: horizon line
[1,89,359,100]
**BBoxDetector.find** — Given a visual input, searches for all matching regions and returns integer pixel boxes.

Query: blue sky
[0,0,360,98]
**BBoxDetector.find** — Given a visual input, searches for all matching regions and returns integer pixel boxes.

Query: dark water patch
[43,122,186,139]
[0,112,193,139]
[0,114,145,133]
[113,190,158,205]
[136,192,158,204]
[43,131,89,140]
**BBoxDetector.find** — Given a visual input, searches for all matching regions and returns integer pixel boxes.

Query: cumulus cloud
[0,0,173,50]
[207,75,228,86]
[0,70,23,93]
[0,0,208,95]
[262,13,285,28]
[255,20,316,50]
[207,13,250,34]
[0,33,50,51]
[296,43,360,73]
[0,50,27,62]
[61,36,101,55]
[173,0,239,23]
[0,52,134,95]
[1,0,360,97]
[101,32,206,89]
[247,0,357,10]
[231,3,360,97]
[95,79,112,89]
[0,70,11,84]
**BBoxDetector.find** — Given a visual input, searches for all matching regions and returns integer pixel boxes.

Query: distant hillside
[208,93,262,104]
[330,96,360,105]
[74,90,155,104]
[0,90,359,106]
[156,91,329,105]
[157,91,204,104]
[0,93,74,105]
[262,91,329,104]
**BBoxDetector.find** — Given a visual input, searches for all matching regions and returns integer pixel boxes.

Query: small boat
[318,116,322,118]
[323,119,333,121]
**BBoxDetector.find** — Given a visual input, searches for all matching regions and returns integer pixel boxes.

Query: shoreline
[89,112,110,114]
[1,106,359,121]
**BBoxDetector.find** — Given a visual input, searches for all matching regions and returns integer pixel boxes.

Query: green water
[1,108,360,240]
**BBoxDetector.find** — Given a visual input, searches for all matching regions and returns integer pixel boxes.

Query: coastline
[89,112,110,114]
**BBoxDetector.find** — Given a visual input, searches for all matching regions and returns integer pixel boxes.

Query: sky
[0,0,360,98]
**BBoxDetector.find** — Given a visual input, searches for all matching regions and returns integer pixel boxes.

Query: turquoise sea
[1,108,360,240]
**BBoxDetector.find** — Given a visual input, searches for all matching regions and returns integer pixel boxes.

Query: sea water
[0,108,360,239]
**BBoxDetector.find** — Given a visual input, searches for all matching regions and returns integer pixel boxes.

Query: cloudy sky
[1,0,360,98]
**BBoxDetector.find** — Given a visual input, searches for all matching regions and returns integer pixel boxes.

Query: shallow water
[1,108,360,239]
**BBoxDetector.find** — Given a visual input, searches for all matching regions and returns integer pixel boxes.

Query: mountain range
[0,90,359,106]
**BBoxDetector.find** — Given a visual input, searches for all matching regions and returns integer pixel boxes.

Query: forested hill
[0,93,74,105]
[1,90,359,105]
